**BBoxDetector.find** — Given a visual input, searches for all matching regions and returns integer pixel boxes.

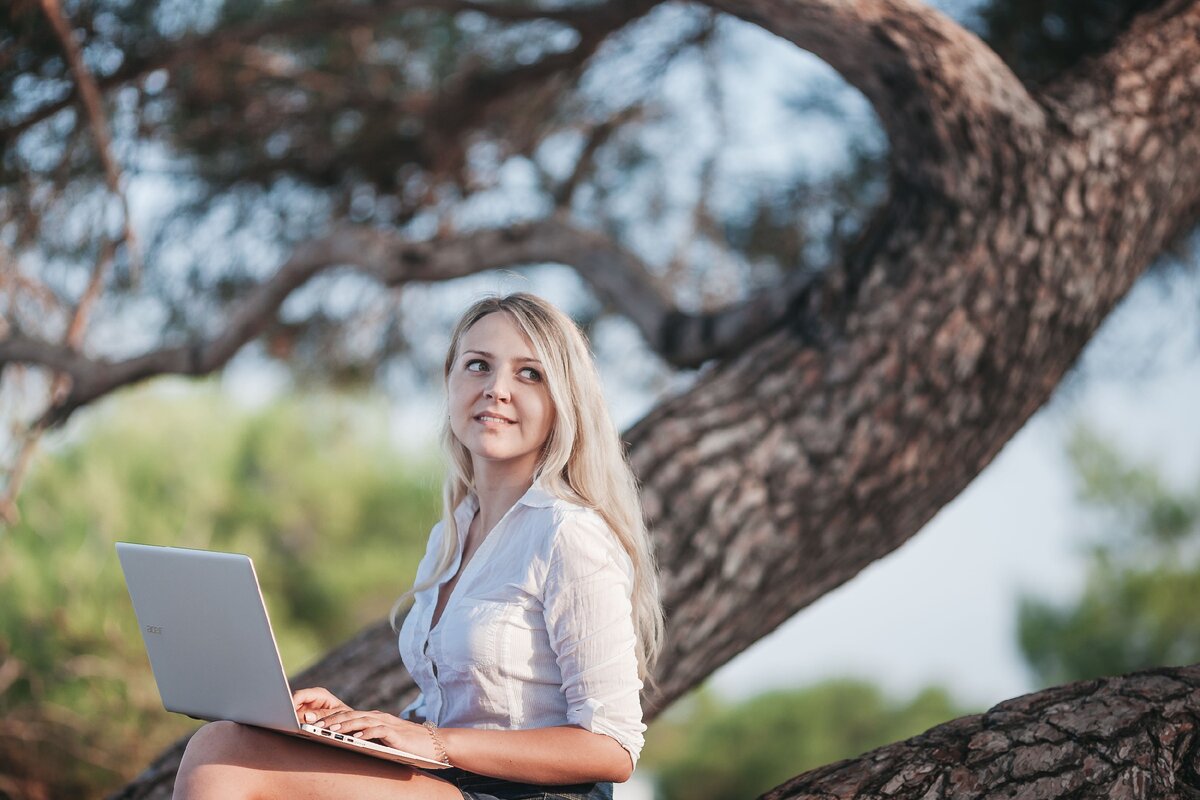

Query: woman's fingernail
[314,720,325,727]
[305,712,316,722]
[330,724,342,732]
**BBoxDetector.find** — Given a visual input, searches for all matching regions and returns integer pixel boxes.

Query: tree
[3,0,1200,796]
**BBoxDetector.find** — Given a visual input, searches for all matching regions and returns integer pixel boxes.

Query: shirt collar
[448,492,477,541]
[518,479,557,508]
[454,479,558,527]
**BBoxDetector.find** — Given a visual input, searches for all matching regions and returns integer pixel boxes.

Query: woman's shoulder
[521,486,607,539]
[529,496,629,576]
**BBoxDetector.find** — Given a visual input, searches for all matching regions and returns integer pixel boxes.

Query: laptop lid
[116,542,300,732]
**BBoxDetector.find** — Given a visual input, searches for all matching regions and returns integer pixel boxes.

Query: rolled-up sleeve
[399,693,427,723]
[542,511,646,768]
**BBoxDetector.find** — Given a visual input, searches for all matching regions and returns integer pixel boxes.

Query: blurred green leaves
[1017,427,1200,687]
[641,681,968,800]
[0,381,440,798]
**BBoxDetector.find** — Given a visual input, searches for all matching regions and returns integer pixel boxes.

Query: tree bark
[763,665,1200,799]
[80,0,1200,795]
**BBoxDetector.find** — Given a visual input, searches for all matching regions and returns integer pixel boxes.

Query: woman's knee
[175,722,269,799]
[183,720,257,765]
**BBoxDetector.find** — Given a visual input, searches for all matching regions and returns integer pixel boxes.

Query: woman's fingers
[292,686,340,706]
[292,692,421,749]
[292,686,348,714]
[313,707,379,730]
[356,725,396,745]
[304,710,430,753]
[314,709,411,740]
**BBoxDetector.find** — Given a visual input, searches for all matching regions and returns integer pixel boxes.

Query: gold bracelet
[422,720,452,765]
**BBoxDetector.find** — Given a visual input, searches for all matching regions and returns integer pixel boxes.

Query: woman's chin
[471,446,538,468]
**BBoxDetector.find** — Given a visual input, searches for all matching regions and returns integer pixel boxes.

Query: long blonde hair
[392,293,664,681]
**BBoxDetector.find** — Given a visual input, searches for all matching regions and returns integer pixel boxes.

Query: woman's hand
[308,706,440,759]
[292,686,350,725]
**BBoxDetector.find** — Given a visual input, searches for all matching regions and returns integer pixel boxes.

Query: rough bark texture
[92,0,1200,797]
[763,665,1200,799]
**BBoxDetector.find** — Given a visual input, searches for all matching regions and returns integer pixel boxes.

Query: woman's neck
[471,461,536,534]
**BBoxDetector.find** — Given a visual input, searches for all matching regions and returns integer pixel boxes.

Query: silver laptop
[116,542,447,769]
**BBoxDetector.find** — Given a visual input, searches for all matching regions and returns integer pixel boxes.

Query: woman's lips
[475,413,516,425]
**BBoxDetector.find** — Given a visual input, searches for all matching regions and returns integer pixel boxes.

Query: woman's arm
[441,724,634,784]
[541,514,647,768]
[300,702,634,784]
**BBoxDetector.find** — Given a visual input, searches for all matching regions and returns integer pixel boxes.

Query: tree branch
[0,0,652,147]
[700,0,1048,202]
[0,214,822,432]
[1,0,134,523]
[623,0,1200,717]
[0,240,117,525]
[34,0,139,275]
[551,107,645,208]
[416,0,659,180]
[764,664,1200,799]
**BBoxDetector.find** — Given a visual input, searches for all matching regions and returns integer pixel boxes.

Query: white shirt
[398,482,647,767]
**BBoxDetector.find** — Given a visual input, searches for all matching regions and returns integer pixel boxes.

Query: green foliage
[1017,427,1200,687]
[0,381,440,799]
[640,681,968,800]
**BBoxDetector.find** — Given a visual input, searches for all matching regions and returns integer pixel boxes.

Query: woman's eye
[466,359,488,372]
[519,367,542,381]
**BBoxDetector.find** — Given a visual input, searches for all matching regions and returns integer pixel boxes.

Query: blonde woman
[175,293,664,800]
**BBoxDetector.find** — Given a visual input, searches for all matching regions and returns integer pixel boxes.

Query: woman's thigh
[175,721,464,800]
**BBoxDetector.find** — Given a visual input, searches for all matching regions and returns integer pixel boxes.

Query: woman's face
[447,311,555,483]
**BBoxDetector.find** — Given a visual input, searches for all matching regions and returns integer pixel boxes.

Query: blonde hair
[391,293,664,681]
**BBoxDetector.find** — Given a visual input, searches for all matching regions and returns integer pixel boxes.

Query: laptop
[116,542,447,769]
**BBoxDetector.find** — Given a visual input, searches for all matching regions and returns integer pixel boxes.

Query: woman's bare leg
[174,721,464,800]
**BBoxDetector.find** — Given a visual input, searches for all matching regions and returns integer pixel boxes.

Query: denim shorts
[426,766,614,800]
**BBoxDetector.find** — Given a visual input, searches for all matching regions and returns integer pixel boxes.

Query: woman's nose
[484,374,511,401]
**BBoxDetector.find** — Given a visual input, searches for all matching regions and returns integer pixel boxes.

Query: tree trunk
[108,0,1200,796]
[763,665,1200,800]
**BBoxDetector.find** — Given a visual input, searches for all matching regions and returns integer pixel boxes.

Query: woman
[175,293,664,800]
